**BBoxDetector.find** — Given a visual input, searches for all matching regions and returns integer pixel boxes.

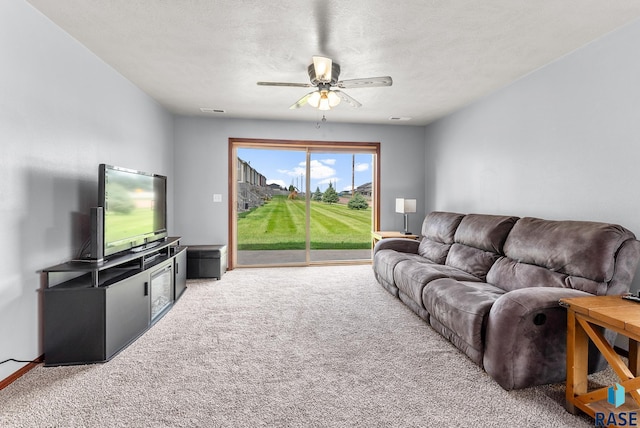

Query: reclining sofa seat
[373,211,465,302]
[420,213,518,366]
[372,211,640,390]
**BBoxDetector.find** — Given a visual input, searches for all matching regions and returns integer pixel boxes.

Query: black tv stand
[42,237,187,366]
[131,240,163,253]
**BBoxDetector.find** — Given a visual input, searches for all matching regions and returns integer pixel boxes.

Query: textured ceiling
[26,0,640,125]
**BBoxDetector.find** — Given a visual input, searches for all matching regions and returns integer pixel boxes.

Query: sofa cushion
[503,217,636,283]
[417,211,465,263]
[373,249,415,289]
[418,240,453,265]
[423,279,506,365]
[445,244,500,281]
[453,214,519,254]
[442,214,518,280]
[487,257,607,295]
[393,260,480,308]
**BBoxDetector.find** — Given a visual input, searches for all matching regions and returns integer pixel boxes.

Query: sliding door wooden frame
[228,138,380,269]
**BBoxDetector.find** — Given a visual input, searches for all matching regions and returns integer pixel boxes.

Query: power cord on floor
[0,358,41,365]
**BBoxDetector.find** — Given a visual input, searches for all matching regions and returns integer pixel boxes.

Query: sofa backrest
[444,214,519,280]
[417,211,465,264]
[487,217,640,295]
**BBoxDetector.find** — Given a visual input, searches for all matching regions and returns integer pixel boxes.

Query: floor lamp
[395,198,417,235]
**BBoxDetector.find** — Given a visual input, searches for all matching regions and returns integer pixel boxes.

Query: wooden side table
[560,295,640,421]
[372,231,419,245]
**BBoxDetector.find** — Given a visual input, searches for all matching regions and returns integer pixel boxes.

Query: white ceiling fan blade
[312,56,332,83]
[257,81,313,88]
[333,90,362,108]
[336,76,393,88]
[289,91,317,109]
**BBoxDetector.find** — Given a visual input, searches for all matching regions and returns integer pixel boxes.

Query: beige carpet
[0,265,612,427]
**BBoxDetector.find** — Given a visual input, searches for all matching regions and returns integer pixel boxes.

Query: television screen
[99,164,167,258]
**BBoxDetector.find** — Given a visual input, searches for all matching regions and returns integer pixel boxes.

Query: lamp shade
[395,198,416,214]
[318,92,331,111]
[308,89,341,110]
[312,56,333,82]
[327,90,341,107]
[308,91,321,108]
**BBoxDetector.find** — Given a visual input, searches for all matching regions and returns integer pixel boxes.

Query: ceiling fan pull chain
[315,114,327,129]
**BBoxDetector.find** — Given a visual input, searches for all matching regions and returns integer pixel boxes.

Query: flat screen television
[98,164,168,258]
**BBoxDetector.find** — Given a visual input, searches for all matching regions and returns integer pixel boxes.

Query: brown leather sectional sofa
[373,211,640,389]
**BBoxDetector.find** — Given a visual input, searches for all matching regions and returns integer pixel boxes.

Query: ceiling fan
[257,56,392,111]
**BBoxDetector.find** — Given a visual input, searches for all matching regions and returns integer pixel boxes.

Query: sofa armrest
[483,287,597,390]
[608,238,640,295]
[373,238,420,256]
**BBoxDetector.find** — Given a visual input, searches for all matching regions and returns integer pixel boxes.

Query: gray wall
[424,19,640,293]
[0,1,174,380]
[173,117,426,247]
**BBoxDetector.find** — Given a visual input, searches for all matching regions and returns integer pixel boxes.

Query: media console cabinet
[42,237,187,366]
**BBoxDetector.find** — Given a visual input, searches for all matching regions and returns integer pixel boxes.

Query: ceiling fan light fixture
[327,90,341,107]
[258,56,389,110]
[312,56,333,83]
[318,91,331,111]
[308,91,321,108]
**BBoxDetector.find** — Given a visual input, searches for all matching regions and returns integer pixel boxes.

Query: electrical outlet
[213,194,222,202]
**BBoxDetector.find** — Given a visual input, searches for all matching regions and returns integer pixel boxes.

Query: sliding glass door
[229,139,379,268]
[308,151,374,263]
[235,147,307,265]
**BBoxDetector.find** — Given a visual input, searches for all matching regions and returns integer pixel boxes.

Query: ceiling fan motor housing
[308,62,340,85]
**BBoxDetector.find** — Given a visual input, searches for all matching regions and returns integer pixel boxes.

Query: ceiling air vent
[200,108,226,113]
[389,116,411,121]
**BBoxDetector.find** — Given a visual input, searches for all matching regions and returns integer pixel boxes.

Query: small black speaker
[90,207,104,261]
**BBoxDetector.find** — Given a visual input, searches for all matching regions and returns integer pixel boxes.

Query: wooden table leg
[630,339,640,377]
[566,310,590,414]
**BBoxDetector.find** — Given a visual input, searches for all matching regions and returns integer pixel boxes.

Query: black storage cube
[186,245,227,279]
